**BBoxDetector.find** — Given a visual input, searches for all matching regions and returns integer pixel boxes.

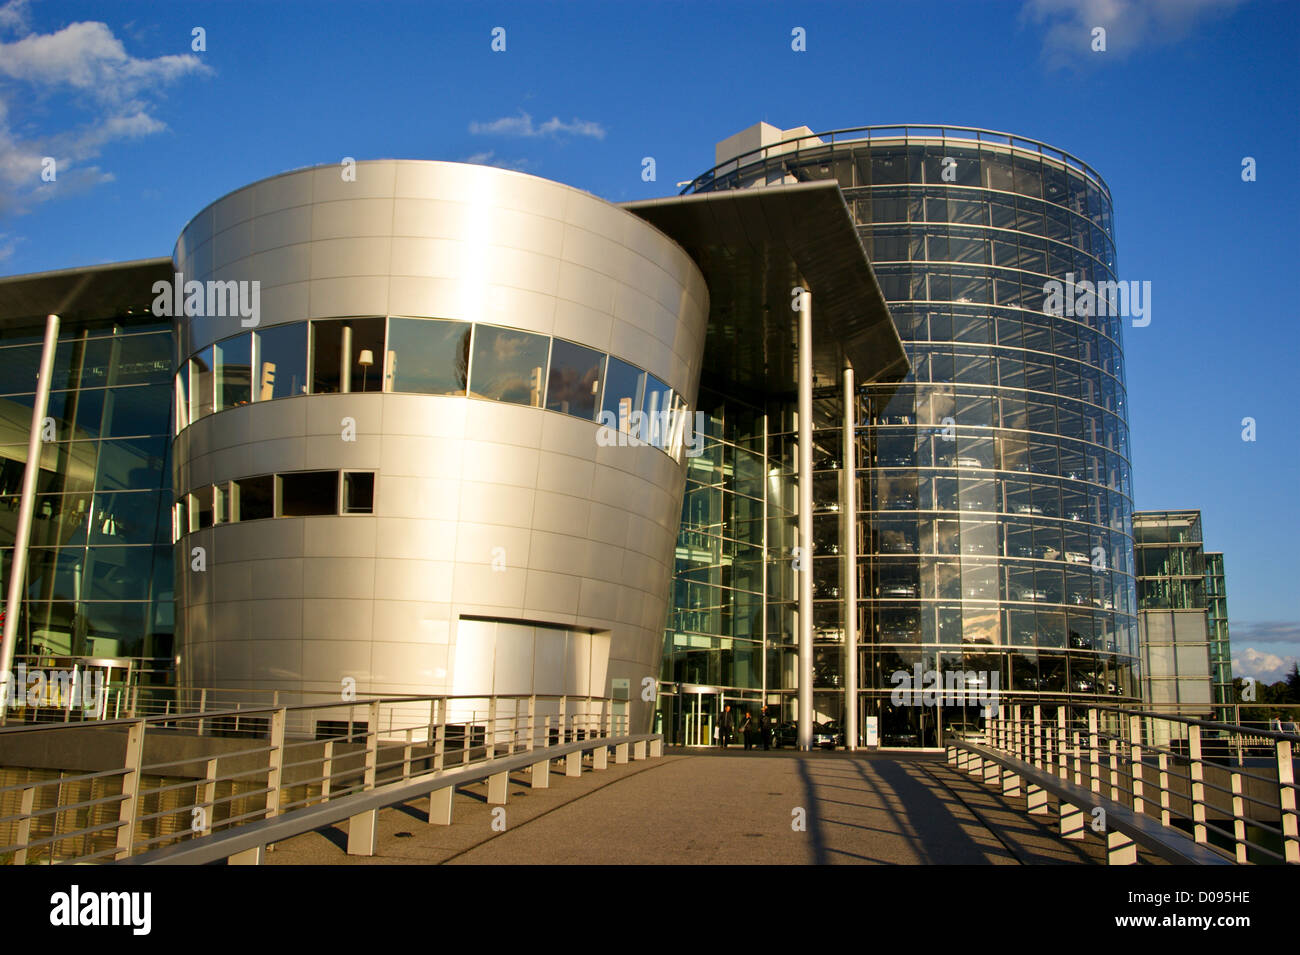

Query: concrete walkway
[266,749,1111,865]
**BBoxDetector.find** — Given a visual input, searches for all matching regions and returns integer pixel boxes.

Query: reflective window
[311,317,386,394]
[256,324,308,401]
[189,346,214,422]
[544,338,604,420]
[469,324,549,407]
[215,334,251,411]
[386,317,470,395]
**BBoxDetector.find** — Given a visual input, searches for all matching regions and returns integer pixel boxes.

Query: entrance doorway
[682,686,721,747]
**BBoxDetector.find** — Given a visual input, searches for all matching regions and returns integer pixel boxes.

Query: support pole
[797,288,814,751]
[1,314,59,703]
[842,363,859,750]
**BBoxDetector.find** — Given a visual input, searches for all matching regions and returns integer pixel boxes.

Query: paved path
[267,749,1115,865]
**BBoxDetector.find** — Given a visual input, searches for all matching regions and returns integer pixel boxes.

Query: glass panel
[235,474,274,522]
[385,317,471,396]
[468,325,549,407]
[115,332,172,385]
[311,317,385,394]
[600,356,645,425]
[643,374,674,448]
[103,385,171,437]
[256,324,308,400]
[279,471,338,517]
[215,334,252,411]
[189,347,214,421]
[544,338,604,420]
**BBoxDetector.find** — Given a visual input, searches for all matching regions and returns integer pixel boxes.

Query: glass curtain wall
[1204,552,1233,722]
[658,389,787,745]
[0,319,175,665]
[693,128,1140,746]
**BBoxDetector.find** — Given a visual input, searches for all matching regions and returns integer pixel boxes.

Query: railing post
[321,740,334,801]
[403,727,414,781]
[14,786,35,865]
[1158,750,1171,827]
[1129,714,1144,817]
[1188,724,1207,844]
[1087,709,1100,795]
[528,695,537,752]
[1276,738,1299,863]
[1230,770,1247,864]
[197,688,208,736]
[1032,705,1042,770]
[364,700,380,790]
[1057,709,1068,781]
[199,757,217,835]
[1108,738,1121,803]
[266,706,286,819]
[114,719,146,860]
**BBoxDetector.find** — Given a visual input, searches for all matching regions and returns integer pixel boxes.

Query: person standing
[741,711,754,750]
[719,704,733,749]
[759,707,772,751]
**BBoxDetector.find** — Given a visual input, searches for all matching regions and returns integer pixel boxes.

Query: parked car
[813,721,844,749]
[879,583,918,598]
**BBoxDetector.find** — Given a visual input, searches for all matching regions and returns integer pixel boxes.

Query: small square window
[342,471,374,515]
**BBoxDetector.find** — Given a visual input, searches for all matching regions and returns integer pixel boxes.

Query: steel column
[797,288,814,750]
[842,364,859,750]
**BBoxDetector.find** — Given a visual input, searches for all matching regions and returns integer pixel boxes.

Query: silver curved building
[170,161,709,731]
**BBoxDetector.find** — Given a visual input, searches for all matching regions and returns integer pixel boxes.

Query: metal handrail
[0,692,630,864]
[965,702,1298,865]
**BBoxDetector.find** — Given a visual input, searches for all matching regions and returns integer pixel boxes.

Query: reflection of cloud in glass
[492,333,528,360]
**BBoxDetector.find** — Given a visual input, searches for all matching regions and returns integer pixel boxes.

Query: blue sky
[1,0,1297,679]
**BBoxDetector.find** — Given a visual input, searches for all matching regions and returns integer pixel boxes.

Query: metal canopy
[623,181,907,399]
[0,258,171,330]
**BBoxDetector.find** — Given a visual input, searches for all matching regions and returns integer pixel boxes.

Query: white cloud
[1022,0,1243,65]
[1231,647,1297,684]
[469,110,605,140]
[0,1,210,215]
[461,150,531,172]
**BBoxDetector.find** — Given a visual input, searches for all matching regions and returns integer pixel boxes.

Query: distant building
[1134,510,1233,725]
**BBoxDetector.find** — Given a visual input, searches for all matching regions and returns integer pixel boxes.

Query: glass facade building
[0,261,176,670]
[677,123,1141,746]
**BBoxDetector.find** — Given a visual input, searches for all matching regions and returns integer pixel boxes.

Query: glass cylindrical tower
[687,125,1139,746]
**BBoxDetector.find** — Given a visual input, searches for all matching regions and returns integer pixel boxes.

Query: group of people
[716,704,773,750]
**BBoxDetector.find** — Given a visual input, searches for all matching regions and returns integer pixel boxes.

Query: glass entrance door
[682,688,721,747]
